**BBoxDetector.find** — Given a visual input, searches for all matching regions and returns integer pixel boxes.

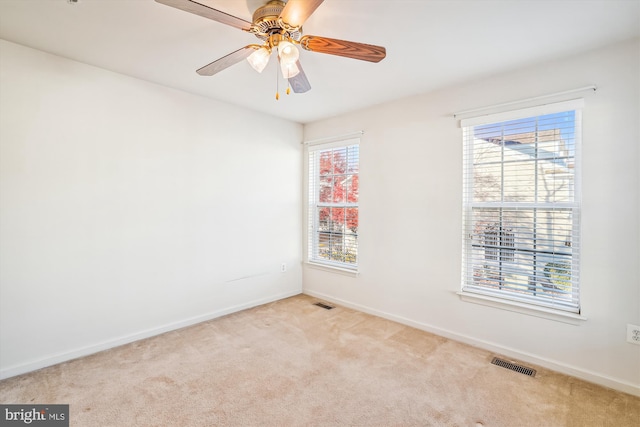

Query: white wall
[0,40,303,378]
[303,38,640,396]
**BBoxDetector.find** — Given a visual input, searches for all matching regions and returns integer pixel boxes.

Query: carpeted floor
[1,294,639,426]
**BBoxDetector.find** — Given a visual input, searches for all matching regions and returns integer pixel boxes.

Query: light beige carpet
[1,294,638,426]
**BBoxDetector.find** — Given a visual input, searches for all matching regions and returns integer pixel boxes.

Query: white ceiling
[1,0,639,124]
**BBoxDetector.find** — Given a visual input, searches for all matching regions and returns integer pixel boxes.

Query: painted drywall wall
[303,38,640,396]
[0,40,303,378]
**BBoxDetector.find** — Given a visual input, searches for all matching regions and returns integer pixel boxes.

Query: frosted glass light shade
[247,47,271,73]
[280,60,300,78]
[277,41,299,66]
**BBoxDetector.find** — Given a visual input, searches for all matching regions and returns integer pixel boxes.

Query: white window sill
[306,261,359,277]
[456,291,587,325]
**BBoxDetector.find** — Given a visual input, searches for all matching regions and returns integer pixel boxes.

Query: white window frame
[460,99,583,316]
[305,137,360,272]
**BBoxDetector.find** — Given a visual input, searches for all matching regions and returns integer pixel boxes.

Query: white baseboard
[0,290,301,380]
[303,289,640,397]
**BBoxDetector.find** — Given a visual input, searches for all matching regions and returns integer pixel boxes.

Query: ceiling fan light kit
[280,59,300,78]
[277,40,299,65]
[247,46,271,73]
[156,0,386,97]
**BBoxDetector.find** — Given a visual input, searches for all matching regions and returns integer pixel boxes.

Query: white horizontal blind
[308,139,359,269]
[462,102,581,312]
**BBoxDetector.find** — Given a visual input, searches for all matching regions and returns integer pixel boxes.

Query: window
[461,100,581,313]
[307,139,359,270]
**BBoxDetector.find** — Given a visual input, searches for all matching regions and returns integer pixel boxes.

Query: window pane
[344,234,358,264]
[319,176,332,203]
[473,160,502,202]
[347,174,359,203]
[319,151,332,175]
[347,146,359,174]
[318,207,330,231]
[346,208,358,234]
[330,208,346,233]
[332,176,345,203]
[332,148,347,174]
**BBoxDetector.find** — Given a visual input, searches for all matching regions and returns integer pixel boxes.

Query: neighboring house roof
[480,129,572,171]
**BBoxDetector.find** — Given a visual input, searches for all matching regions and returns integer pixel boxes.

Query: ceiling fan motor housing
[251,0,301,42]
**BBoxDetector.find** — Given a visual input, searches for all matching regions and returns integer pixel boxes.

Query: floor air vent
[491,357,536,377]
[313,302,335,310]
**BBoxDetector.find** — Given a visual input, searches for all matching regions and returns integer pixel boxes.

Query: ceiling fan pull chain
[275,61,280,100]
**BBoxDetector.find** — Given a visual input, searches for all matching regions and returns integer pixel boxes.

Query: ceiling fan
[155,0,386,97]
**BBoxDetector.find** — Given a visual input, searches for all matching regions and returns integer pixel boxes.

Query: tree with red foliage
[317,148,359,233]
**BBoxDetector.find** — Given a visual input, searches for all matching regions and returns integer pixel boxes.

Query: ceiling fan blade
[288,61,311,93]
[155,0,252,31]
[300,35,386,63]
[279,0,324,29]
[196,46,256,76]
